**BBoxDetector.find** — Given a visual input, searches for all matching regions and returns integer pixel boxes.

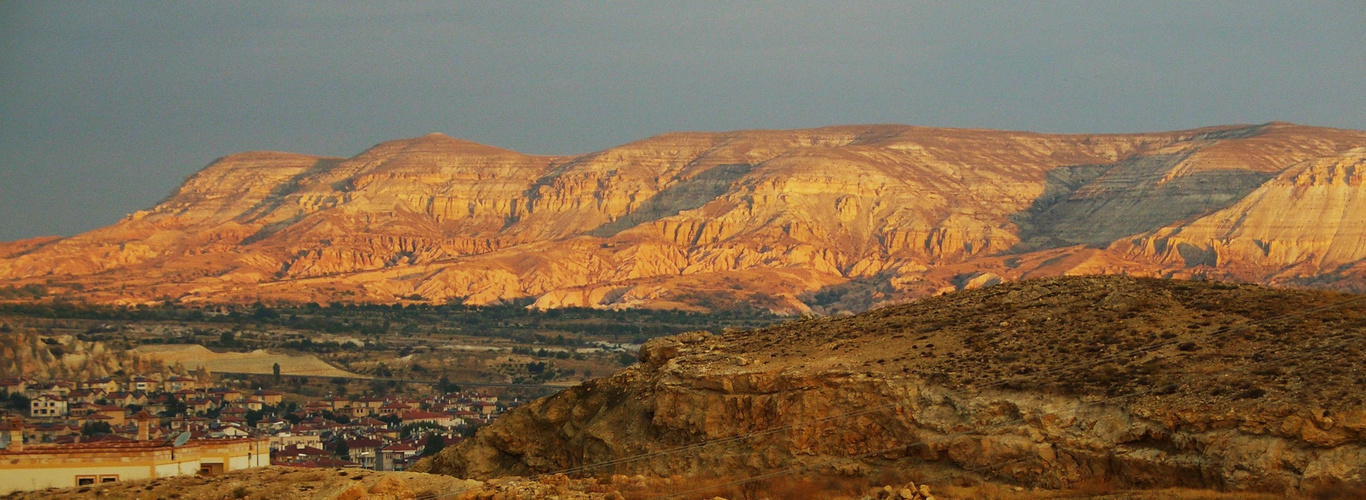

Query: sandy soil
[132,344,361,378]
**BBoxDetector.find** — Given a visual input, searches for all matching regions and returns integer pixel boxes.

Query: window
[99,475,118,483]
[76,476,96,486]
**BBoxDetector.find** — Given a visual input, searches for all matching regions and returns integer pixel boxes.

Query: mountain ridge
[3,122,1366,313]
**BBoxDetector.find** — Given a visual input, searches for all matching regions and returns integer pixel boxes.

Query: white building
[30,395,68,418]
[0,418,269,494]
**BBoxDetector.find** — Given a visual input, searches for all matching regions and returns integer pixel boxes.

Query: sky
[1,1,1364,241]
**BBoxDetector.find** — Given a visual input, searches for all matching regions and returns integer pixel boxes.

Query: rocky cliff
[0,330,164,381]
[2,123,1365,312]
[417,276,1366,496]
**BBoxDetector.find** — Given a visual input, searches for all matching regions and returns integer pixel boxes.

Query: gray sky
[2,1,1363,241]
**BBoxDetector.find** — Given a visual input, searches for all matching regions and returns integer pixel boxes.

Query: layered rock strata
[2,123,1366,312]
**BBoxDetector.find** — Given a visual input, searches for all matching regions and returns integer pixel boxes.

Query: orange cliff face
[2,123,1365,313]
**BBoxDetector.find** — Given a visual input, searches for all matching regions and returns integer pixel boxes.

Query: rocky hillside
[0,330,164,381]
[2,123,1365,313]
[418,276,1366,496]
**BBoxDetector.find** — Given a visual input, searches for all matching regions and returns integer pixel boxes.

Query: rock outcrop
[2,123,1366,312]
[418,277,1366,496]
[1114,148,1366,278]
[0,330,163,381]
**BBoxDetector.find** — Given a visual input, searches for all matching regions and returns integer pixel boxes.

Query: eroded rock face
[418,277,1366,496]
[0,330,163,381]
[1115,148,1366,275]
[2,123,1366,312]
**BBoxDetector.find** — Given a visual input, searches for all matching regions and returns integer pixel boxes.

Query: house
[188,399,214,414]
[377,403,408,416]
[94,405,127,426]
[473,402,498,416]
[302,401,332,415]
[351,417,387,429]
[163,376,197,392]
[398,411,458,428]
[215,426,251,438]
[207,388,243,403]
[66,402,98,418]
[352,397,385,413]
[377,443,418,471]
[78,413,116,428]
[129,377,158,392]
[143,395,173,416]
[169,416,210,432]
[0,377,29,395]
[29,395,67,418]
[345,405,369,418]
[35,381,74,398]
[26,422,78,441]
[268,434,321,451]
[105,392,136,407]
[344,438,384,469]
[255,391,284,405]
[65,389,100,405]
[126,391,150,406]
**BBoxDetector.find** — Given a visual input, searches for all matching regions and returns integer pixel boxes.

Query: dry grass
[615,474,897,500]
[719,275,1366,412]
[940,484,1284,499]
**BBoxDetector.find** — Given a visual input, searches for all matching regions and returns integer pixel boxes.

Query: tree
[333,438,350,460]
[436,375,460,394]
[81,421,112,436]
[273,362,281,384]
[4,393,30,412]
[252,305,279,320]
[220,331,236,345]
[422,433,446,456]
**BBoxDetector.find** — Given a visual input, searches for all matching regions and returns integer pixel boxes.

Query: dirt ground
[133,344,361,378]
[2,466,1318,500]
[2,467,475,500]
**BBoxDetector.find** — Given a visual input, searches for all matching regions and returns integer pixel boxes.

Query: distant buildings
[0,372,513,489]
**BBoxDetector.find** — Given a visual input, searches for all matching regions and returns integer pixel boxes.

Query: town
[0,370,515,494]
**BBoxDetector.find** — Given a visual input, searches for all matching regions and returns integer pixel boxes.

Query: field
[130,344,359,378]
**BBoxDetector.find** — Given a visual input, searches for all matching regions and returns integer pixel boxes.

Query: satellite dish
[172,431,191,447]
